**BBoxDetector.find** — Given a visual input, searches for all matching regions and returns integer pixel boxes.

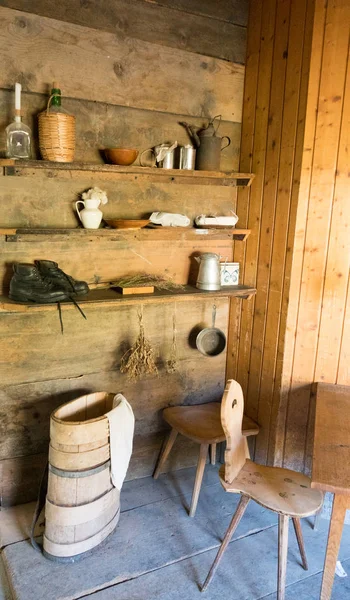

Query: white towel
[105,394,135,491]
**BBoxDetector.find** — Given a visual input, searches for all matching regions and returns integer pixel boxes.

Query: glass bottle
[6,83,32,159]
[48,82,70,115]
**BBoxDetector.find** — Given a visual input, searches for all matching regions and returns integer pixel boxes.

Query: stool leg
[202,495,250,592]
[278,514,289,600]
[153,428,178,479]
[189,443,209,517]
[210,443,217,465]
[292,518,308,570]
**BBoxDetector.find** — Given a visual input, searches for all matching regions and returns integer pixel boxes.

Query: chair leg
[189,443,209,517]
[278,514,289,600]
[210,443,217,465]
[201,495,250,592]
[153,428,178,479]
[292,518,308,570]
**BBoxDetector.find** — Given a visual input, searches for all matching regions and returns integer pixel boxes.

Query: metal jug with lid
[179,115,230,171]
[195,252,221,291]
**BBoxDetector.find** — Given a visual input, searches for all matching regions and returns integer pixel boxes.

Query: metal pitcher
[195,252,221,291]
[179,115,230,171]
[140,142,177,169]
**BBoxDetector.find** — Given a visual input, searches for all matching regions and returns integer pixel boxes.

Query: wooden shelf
[0,285,256,313]
[0,227,251,242]
[0,160,255,187]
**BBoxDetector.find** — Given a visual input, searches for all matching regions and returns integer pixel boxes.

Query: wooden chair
[201,380,323,599]
[153,400,259,517]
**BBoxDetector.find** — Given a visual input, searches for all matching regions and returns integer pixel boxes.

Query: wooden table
[311,382,350,600]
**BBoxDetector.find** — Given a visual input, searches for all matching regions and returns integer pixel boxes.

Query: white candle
[15,82,21,111]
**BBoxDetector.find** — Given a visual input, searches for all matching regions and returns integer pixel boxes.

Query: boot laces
[43,267,76,292]
[57,296,87,334]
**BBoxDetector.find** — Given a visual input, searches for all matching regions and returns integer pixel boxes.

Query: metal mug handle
[140,148,156,167]
[221,136,231,151]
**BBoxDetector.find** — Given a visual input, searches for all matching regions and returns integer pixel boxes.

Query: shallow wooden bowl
[105,219,150,229]
[104,148,139,166]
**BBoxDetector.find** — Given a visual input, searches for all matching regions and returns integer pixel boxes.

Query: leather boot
[35,260,89,296]
[9,263,69,304]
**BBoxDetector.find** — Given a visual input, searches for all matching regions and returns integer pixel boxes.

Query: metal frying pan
[196,305,226,357]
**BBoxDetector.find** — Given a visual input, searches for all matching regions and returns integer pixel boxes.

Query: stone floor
[1,465,349,600]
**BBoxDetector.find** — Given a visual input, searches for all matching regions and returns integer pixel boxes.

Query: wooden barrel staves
[44,392,120,562]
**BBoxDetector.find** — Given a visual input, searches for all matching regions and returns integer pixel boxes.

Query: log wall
[228,0,350,473]
[0,1,248,505]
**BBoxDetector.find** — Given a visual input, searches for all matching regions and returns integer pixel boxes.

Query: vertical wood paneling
[234,0,277,432]
[314,55,350,382]
[250,0,292,463]
[226,0,263,380]
[232,0,314,463]
[337,278,350,384]
[283,0,350,470]
[232,0,349,469]
[270,0,316,466]
[258,0,308,464]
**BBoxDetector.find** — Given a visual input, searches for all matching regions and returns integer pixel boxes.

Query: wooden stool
[153,402,259,517]
[201,381,323,600]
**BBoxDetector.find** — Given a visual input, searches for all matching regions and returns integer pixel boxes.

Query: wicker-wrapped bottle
[38,82,75,162]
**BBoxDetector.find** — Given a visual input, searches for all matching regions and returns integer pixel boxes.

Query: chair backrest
[221,379,249,483]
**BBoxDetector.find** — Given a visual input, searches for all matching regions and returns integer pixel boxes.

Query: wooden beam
[0,0,247,63]
[0,228,252,243]
[144,0,249,27]
[0,7,245,120]
[0,160,254,187]
[0,286,257,314]
[0,89,242,170]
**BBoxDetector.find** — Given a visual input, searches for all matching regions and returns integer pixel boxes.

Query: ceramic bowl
[104,148,139,166]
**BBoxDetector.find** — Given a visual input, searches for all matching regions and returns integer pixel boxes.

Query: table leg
[320,493,349,600]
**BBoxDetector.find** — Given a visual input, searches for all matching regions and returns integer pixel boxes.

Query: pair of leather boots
[9,260,89,304]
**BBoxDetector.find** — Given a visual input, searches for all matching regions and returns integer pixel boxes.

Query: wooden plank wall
[279,0,350,472]
[229,0,350,473]
[0,1,248,505]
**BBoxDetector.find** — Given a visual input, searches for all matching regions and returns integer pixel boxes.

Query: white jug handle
[75,200,85,224]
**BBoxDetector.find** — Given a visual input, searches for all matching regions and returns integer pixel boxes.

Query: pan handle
[212,305,216,328]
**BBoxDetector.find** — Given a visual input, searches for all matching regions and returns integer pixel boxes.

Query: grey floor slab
[262,558,350,599]
[2,482,276,600]
[76,519,350,600]
[2,467,350,600]
[0,465,220,548]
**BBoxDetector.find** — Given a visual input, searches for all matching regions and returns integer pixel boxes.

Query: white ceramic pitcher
[75,198,103,229]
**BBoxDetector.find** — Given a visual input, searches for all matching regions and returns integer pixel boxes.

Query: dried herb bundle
[120,310,158,380]
[108,274,184,291]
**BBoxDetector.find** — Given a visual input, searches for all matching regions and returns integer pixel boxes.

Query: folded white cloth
[150,211,190,227]
[195,213,239,227]
[105,394,135,491]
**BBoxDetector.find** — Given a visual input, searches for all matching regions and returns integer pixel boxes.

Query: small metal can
[179,145,196,170]
[161,151,174,169]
